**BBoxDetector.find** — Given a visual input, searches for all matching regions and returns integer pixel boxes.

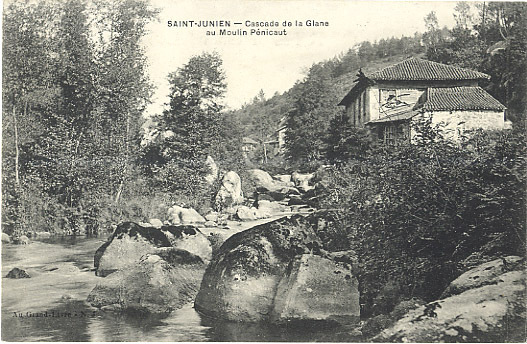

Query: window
[358,94,362,123]
[362,92,367,121]
[384,125,396,145]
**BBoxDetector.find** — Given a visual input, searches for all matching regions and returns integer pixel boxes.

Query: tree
[2,0,157,235]
[2,1,61,235]
[426,2,527,127]
[145,52,235,199]
[454,2,473,29]
[325,114,371,165]
[285,62,339,168]
[92,0,157,203]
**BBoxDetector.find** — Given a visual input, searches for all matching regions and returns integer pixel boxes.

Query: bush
[317,124,526,316]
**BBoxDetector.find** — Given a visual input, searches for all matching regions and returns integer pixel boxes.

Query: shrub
[317,124,526,316]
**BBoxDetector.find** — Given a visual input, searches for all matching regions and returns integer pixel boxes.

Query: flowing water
[2,229,362,342]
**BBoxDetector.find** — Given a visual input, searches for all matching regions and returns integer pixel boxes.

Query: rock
[204,155,219,185]
[247,169,278,192]
[291,172,314,191]
[205,212,220,222]
[214,171,244,211]
[257,200,284,213]
[88,251,205,314]
[236,206,258,221]
[148,218,163,229]
[6,267,30,279]
[271,254,359,323]
[204,220,218,227]
[254,207,273,219]
[256,193,275,202]
[374,264,526,342]
[167,205,206,224]
[195,214,359,324]
[95,222,211,277]
[441,256,524,298]
[274,174,292,184]
[14,235,30,245]
[281,186,300,196]
[268,191,286,202]
[160,225,212,263]
[1,233,10,243]
[288,196,305,206]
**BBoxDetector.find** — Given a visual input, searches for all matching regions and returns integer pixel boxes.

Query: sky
[143,0,459,115]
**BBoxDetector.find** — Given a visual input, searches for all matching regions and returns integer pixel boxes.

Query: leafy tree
[2,1,61,235]
[285,63,339,169]
[144,52,243,206]
[325,114,371,164]
[92,0,157,204]
[425,2,527,127]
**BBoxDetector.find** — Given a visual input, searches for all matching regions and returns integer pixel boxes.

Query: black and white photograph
[2,0,526,341]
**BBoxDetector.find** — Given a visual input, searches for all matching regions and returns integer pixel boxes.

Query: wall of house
[347,85,425,125]
[411,110,506,141]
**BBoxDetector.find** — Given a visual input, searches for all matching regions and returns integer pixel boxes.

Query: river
[2,225,362,342]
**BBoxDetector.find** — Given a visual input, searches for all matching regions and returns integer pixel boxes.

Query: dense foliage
[425,2,527,127]
[139,52,245,212]
[2,0,157,235]
[317,123,526,316]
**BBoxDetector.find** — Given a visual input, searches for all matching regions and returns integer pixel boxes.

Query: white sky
[144,0,459,115]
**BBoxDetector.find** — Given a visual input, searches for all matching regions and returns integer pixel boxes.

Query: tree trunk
[115,114,130,204]
[13,105,20,187]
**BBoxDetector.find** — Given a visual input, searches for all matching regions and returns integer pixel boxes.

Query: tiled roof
[421,87,506,111]
[367,57,490,81]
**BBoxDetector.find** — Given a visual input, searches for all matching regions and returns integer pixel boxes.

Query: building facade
[338,58,507,144]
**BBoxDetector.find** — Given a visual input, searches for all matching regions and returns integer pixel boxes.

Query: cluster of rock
[372,256,526,342]
[2,233,30,245]
[88,211,361,326]
[211,169,317,223]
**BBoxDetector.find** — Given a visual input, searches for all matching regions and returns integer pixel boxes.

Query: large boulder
[204,155,219,185]
[247,169,278,192]
[194,214,359,324]
[215,171,244,211]
[256,200,286,213]
[88,249,205,314]
[236,206,258,221]
[271,254,359,323]
[94,222,211,277]
[167,205,206,224]
[374,259,526,342]
[441,256,524,298]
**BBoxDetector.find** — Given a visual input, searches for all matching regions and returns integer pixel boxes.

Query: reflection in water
[2,236,362,342]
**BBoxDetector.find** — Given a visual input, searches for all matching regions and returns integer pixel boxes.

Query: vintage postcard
[2,0,525,342]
